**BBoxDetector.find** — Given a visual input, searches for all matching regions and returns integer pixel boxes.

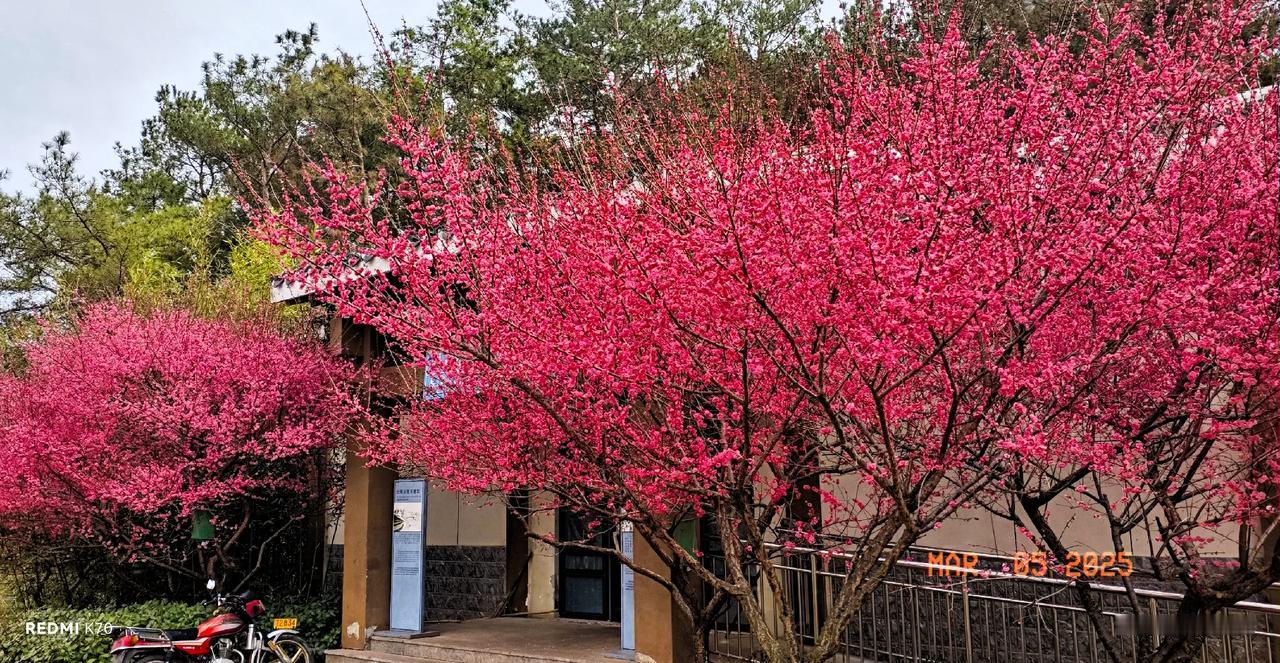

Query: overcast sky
[0,0,548,193]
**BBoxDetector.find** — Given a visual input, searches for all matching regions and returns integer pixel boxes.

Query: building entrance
[556,510,621,621]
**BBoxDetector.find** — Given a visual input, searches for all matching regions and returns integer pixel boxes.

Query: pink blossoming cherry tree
[0,304,365,588]
[255,2,1278,660]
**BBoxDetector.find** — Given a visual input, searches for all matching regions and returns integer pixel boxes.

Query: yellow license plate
[273,618,298,630]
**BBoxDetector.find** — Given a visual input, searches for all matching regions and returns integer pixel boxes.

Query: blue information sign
[391,479,427,631]
[620,523,635,652]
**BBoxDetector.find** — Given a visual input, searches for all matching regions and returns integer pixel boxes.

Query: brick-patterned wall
[424,545,508,621]
[324,543,344,593]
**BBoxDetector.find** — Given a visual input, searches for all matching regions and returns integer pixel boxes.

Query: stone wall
[324,543,344,593]
[424,545,508,621]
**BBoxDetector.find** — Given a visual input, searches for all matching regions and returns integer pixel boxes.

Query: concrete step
[369,635,617,663]
[365,618,621,663]
[371,637,532,663]
[325,649,450,663]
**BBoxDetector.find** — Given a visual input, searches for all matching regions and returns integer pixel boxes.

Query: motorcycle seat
[162,628,199,641]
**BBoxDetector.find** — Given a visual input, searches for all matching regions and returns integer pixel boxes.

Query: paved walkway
[328,617,624,663]
[414,617,621,662]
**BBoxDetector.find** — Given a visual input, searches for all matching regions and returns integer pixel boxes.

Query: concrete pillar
[525,492,558,616]
[633,536,696,663]
[340,438,396,649]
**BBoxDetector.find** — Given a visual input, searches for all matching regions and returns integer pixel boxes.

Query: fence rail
[705,545,1280,663]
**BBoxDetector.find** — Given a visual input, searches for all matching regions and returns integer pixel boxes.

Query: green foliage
[226,238,292,303]
[399,0,828,143]
[114,24,394,207]
[526,0,821,105]
[0,533,126,610]
[0,136,234,319]
[0,601,209,663]
[398,0,539,141]
[0,137,298,331]
[126,233,304,326]
[0,596,339,663]
[271,593,341,654]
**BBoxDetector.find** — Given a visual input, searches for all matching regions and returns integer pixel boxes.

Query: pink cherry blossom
[0,304,365,568]
[252,2,1278,659]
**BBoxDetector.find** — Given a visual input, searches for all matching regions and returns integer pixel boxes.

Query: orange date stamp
[925,551,981,576]
[923,550,1135,578]
[1013,551,1133,578]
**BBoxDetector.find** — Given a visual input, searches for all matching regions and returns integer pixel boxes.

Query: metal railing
[705,545,1280,663]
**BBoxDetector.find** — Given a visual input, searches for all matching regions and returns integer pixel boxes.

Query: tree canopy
[0,304,365,592]
[254,1,1278,660]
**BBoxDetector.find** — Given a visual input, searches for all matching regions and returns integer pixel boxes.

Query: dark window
[369,328,409,367]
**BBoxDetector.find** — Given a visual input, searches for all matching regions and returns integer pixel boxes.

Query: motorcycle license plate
[273,618,298,630]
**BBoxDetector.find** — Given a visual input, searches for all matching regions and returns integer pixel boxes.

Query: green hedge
[0,596,339,663]
[272,594,340,655]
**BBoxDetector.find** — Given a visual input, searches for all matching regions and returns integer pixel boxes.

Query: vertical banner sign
[620,521,636,652]
[391,479,427,632]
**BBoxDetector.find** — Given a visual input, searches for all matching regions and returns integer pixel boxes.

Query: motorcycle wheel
[267,633,313,663]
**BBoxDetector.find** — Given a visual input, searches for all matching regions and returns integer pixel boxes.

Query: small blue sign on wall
[422,355,448,401]
[391,479,428,632]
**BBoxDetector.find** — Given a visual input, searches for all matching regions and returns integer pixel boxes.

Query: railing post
[963,576,974,663]
[810,553,821,642]
[1148,597,1160,649]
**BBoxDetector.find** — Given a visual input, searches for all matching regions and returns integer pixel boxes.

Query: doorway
[556,510,621,621]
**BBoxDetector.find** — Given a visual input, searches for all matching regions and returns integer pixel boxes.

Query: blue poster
[391,479,427,631]
[620,523,635,652]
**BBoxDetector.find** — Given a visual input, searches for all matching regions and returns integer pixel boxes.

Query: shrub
[270,593,341,655]
[0,601,209,663]
[0,595,339,663]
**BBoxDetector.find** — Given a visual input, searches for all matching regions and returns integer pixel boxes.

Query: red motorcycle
[108,581,312,663]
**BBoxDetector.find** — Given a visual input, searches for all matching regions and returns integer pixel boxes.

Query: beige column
[525,493,558,616]
[339,439,396,649]
[633,536,696,663]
